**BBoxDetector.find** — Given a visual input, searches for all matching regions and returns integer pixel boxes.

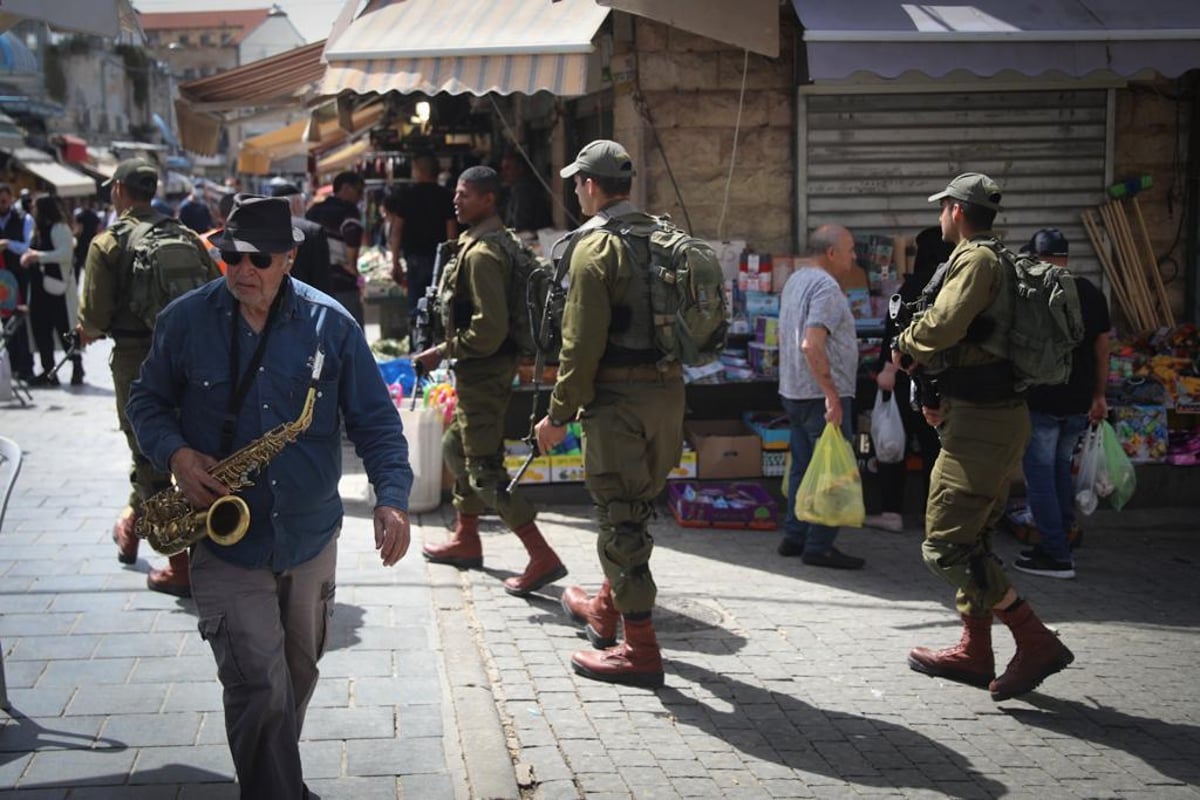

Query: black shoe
[70,359,84,386]
[801,547,865,570]
[1014,551,1075,579]
[27,373,60,387]
[777,539,805,557]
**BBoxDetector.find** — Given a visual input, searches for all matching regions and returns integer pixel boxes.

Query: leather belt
[595,363,683,383]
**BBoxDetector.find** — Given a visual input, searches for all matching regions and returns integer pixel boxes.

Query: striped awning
[316,139,370,176]
[237,102,386,175]
[321,0,611,97]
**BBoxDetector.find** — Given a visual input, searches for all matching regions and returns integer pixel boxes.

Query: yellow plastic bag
[794,422,865,527]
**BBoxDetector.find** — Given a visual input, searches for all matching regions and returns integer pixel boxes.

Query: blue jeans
[1022,411,1089,562]
[782,396,855,556]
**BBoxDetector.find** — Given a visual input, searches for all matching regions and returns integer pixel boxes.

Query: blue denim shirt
[127,277,413,571]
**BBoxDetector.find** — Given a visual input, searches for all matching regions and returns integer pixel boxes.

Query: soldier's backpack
[116,216,213,329]
[981,240,1086,391]
[608,215,728,366]
[486,230,564,361]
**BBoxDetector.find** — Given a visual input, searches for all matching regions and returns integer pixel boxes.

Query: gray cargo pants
[191,535,338,799]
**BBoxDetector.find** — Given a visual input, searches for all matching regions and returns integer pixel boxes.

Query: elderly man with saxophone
[126,194,413,800]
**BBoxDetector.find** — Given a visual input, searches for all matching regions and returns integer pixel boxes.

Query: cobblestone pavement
[4,340,1200,799]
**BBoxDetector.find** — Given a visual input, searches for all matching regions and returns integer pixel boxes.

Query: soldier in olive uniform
[77,158,221,597]
[893,173,1074,701]
[414,166,567,596]
[536,140,684,688]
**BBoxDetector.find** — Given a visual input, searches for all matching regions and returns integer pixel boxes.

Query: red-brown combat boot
[561,579,619,648]
[503,522,567,597]
[422,512,483,568]
[570,614,664,688]
[112,506,139,565]
[990,600,1074,701]
[148,551,191,598]
[908,613,995,689]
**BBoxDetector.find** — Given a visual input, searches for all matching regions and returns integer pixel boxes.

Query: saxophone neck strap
[221,287,286,456]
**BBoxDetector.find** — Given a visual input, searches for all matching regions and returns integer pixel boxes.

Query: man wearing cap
[413,166,567,598]
[894,173,1075,702]
[1016,229,1110,579]
[534,139,684,688]
[77,158,222,597]
[267,182,331,294]
[126,193,413,799]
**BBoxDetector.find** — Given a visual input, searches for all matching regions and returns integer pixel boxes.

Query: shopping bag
[870,388,905,464]
[794,422,864,527]
[1074,424,1102,515]
[1098,419,1136,511]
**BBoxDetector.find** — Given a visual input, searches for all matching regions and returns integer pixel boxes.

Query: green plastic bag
[794,422,865,527]
[1098,420,1136,511]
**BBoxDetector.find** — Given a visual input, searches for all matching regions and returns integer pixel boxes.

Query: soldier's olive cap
[560,139,636,180]
[104,158,160,195]
[928,172,1002,212]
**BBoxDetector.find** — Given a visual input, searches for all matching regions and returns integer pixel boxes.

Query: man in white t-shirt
[777,224,864,569]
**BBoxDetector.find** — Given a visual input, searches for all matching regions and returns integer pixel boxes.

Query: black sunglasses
[220,250,275,269]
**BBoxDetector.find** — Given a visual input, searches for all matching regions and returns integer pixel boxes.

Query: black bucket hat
[208,193,303,254]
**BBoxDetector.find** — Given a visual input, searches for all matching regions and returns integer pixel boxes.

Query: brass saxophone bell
[205,495,251,547]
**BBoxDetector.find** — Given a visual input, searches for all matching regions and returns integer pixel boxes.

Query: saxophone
[136,346,326,556]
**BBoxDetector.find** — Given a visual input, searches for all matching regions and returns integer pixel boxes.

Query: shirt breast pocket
[186,370,233,432]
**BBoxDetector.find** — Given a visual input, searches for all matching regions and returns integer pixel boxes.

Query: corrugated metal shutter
[799,89,1109,280]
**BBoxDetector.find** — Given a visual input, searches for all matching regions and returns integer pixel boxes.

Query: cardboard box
[504,454,552,484]
[667,450,698,480]
[685,420,763,479]
[667,481,778,529]
[549,454,585,483]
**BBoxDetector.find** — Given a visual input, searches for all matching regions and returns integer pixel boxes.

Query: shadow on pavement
[0,710,127,765]
[506,579,751,656]
[661,660,1007,799]
[650,499,1200,629]
[16,763,234,791]
[1003,693,1200,787]
[325,601,366,652]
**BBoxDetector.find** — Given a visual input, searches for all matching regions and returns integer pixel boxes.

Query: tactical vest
[435,235,513,354]
[563,212,659,363]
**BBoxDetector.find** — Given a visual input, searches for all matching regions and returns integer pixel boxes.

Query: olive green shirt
[437,215,512,362]
[78,206,219,339]
[547,200,642,425]
[897,233,1006,372]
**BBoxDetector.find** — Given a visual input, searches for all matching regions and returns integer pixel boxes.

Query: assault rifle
[887,260,953,412]
[410,240,455,356]
[45,330,83,381]
[506,236,572,494]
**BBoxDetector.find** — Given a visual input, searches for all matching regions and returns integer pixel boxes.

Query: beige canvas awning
[20,160,95,197]
[237,102,386,175]
[321,0,610,97]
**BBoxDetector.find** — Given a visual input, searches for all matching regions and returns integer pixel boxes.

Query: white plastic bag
[1074,424,1102,515]
[870,388,906,464]
[399,404,444,514]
